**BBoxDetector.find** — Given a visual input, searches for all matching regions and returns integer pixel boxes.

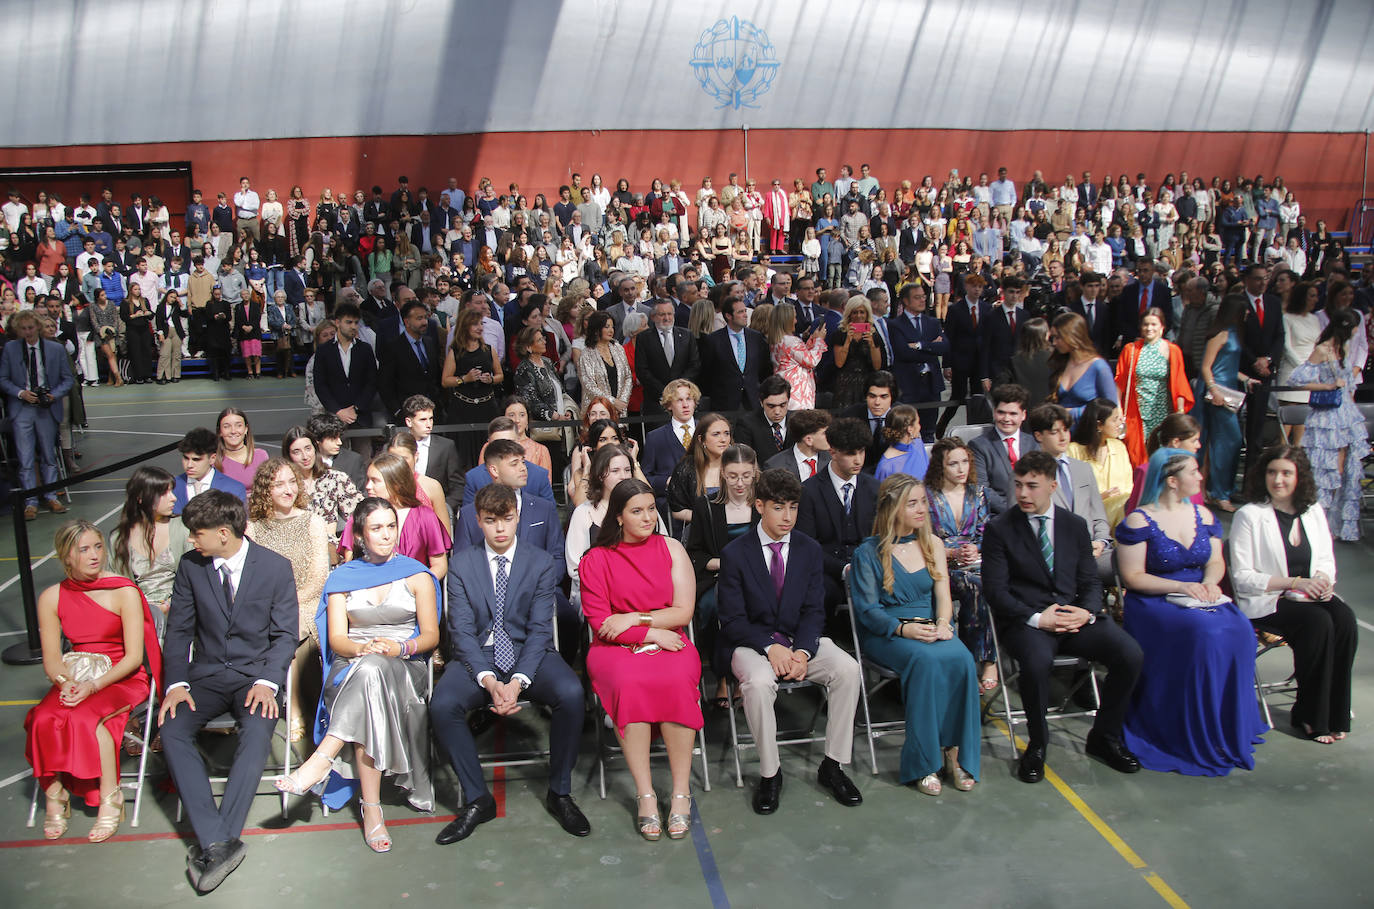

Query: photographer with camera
[0,309,74,519]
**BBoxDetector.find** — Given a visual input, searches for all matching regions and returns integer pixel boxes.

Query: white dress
[1278,312,1323,404]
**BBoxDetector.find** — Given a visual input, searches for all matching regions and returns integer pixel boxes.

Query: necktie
[871,416,882,437]
[1007,309,1016,333]
[680,424,691,448]
[875,319,891,360]
[1139,284,1150,314]
[771,422,784,449]
[1058,459,1075,509]
[733,331,746,371]
[1084,301,1094,330]
[219,564,235,609]
[662,329,674,363]
[191,479,203,498]
[1005,436,1017,466]
[804,457,816,478]
[841,481,853,515]
[1035,515,1054,573]
[1253,296,1264,328]
[491,555,516,673]
[766,541,785,600]
[970,302,979,328]
[413,337,428,368]
[26,345,39,390]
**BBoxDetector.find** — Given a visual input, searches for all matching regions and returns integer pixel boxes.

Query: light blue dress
[875,441,930,484]
[849,537,981,783]
[1291,355,1370,540]
[1056,357,1118,423]
[1202,330,1243,503]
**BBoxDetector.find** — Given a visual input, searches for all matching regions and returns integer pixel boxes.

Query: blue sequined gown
[1118,507,1267,776]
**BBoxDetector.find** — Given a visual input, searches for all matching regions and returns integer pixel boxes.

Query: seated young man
[462,416,555,506]
[306,413,367,491]
[968,382,1038,515]
[642,378,701,499]
[430,484,589,845]
[401,394,463,515]
[764,408,831,481]
[158,491,298,893]
[796,417,878,614]
[716,468,862,815]
[733,374,793,463]
[1026,403,1114,581]
[981,451,1143,785]
[172,427,247,514]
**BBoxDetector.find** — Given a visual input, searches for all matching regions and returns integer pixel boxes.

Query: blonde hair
[872,474,944,594]
[839,296,873,332]
[55,520,105,577]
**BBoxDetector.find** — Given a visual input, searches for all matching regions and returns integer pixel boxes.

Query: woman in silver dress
[276,497,441,853]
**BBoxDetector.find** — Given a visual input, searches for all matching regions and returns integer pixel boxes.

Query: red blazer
[1114,339,1194,465]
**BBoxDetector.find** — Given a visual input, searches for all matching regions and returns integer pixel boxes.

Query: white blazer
[1228,502,1337,619]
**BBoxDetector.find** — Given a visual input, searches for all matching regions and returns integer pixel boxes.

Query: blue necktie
[492,555,515,673]
[1058,459,1075,510]
[842,482,853,515]
[733,331,746,372]
[413,337,428,368]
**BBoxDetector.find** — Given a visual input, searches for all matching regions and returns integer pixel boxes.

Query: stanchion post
[2,488,43,665]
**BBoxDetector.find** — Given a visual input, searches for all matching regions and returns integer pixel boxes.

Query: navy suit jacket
[943,298,990,373]
[981,506,1103,624]
[715,529,826,669]
[162,541,298,692]
[701,327,772,412]
[313,338,378,415]
[887,310,949,402]
[377,330,442,418]
[796,470,879,581]
[1067,297,1113,356]
[283,268,307,306]
[979,306,1023,384]
[1112,278,1173,345]
[641,423,688,497]
[0,337,74,421]
[172,471,248,515]
[446,542,558,683]
[462,462,555,507]
[454,492,565,580]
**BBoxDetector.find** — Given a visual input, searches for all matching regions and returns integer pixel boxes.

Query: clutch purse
[62,651,112,683]
[1308,388,1341,409]
[1211,385,1245,413]
[1164,593,1232,611]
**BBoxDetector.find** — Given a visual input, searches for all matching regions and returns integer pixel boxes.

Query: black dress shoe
[195,839,246,894]
[186,844,206,888]
[435,795,497,845]
[545,791,591,837]
[752,772,782,815]
[817,758,863,806]
[1018,745,1046,783]
[468,709,496,737]
[1085,732,1142,774]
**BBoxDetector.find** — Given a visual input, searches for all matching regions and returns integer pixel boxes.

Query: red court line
[492,721,507,817]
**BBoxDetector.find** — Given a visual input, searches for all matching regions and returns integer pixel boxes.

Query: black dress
[448,342,499,469]
[120,297,155,381]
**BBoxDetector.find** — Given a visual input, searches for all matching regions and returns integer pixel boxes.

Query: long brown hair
[368,453,422,509]
[688,413,731,498]
[872,474,944,594]
[593,478,656,549]
[1048,312,1097,392]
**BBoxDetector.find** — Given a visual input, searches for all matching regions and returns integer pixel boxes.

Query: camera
[32,386,52,407]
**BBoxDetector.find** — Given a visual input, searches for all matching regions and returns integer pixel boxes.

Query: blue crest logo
[690,16,780,110]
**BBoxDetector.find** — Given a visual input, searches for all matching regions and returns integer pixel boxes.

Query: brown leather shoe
[44,499,67,514]
[23,505,38,521]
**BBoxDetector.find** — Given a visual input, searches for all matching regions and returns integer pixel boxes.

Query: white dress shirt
[475,539,532,689]
[186,468,218,501]
[415,435,431,477]
[793,445,819,479]
[827,464,858,507]
[169,539,277,694]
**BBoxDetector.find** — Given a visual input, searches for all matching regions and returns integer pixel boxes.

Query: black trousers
[126,326,154,380]
[1000,616,1143,750]
[937,365,981,435]
[1243,378,1273,472]
[160,673,279,849]
[1253,596,1358,735]
[429,650,583,804]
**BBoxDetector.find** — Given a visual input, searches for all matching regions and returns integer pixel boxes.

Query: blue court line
[689,799,730,909]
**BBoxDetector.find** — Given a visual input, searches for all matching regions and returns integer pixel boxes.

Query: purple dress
[219,448,269,487]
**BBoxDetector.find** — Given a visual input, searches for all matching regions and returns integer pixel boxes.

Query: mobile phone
[898,616,935,625]
[851,321,871,333]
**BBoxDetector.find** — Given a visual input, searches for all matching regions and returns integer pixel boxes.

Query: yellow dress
[1068,439,1132,528]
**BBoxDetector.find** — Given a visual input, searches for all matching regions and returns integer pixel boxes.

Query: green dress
[1135,340,1171,446]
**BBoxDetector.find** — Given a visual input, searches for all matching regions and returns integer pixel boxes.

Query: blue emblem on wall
[690,16,780,110]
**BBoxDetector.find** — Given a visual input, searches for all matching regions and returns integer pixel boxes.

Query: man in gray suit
[764,408,832,481]
[605,275,654,340]
[1028,403,1114,581]
[967,383,1038,515]
[158,492,298,893]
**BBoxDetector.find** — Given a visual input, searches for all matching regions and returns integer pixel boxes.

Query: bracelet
[637,613,653,627]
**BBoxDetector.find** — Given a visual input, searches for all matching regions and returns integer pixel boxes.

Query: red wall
[0,129,1366,228]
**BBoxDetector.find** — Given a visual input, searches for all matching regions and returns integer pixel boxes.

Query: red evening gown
[25,578,162,807]
[580,534,703,735]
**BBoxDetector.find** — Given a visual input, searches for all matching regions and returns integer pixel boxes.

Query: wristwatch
[518,677,530,691]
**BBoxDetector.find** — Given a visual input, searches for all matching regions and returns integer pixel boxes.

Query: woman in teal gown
[849,473,981,795]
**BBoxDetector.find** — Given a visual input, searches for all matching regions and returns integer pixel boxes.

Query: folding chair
[27,620,163,829]
[842,569,905,775]
[1277,404,1311,445]
[590,622,711,798]
[476,616,564,774]
[948,423,990,446]
[982,618,1101,748]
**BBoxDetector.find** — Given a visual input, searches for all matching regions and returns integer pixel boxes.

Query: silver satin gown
[321,580,434,810]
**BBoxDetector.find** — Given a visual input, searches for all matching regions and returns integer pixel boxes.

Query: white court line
[76,430,186,437]
[0,630,29,637]
[88,406,308,419]
[1357,619,1374,634]
[0,504,123,597]
[0,769,32,790]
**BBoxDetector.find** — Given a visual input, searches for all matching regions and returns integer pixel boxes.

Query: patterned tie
[1005,436,1017,466]
[842,481,853,515]
[219,564,235,609]
[771,422,784,449]
[662,328,674,363]
[1084,301,1094,331]
[733,330,746,372]
[680,424,691,448]
[766,541,785,600]
[413,336,428,369]
[492,555,515,673]
[804,457,816,478]
[1035,515,1054,574]
[1058,459,1075,510]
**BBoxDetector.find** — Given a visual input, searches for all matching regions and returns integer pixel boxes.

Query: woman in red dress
[26,520,161,842]
[580,479,701,842]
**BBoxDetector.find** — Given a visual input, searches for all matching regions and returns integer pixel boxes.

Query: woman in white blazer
[1229,445,1357,744]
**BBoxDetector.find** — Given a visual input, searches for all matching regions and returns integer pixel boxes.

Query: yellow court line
[996,721,1191,909]
[0,699,39,706]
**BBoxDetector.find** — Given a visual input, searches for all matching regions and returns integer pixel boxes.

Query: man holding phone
[981,451,1143,784]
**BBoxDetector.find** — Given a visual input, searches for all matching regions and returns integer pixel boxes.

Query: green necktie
[1036,514,1054,574]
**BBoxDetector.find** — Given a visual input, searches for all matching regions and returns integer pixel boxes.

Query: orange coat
[1114,339,1194,466]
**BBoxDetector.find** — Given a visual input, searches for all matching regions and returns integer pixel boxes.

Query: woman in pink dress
[580,478,701,842]
[767,303,827,410]
[338,454,450,580]
[216,407,270,488]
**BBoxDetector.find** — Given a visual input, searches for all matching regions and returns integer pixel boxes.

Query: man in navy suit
[840,371,898,471]
[967,383,1038,515]
[283,256,307,308]
[981,452,1143,784]
[1066,271,1113,356]
[796,418,879,613]
[1239,263,1284,472]
[765,408,831,480]
[641,378,700,499]
[887,284,948,441]
[158,492,298,892]
[717,468,862,814]
[172,428,247,515]
[378,300,442,419]
[461,418,555,506]
[431,484,589,845]
[937,272,992,436]
[979,274,1027,390]
[0,311,74,518]
[312,301,378,440]
[1111,259,1173,353]
[701,291,772,412]
[734,375,793,464]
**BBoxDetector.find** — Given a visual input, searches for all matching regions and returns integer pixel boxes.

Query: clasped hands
[597,612,684,651]
[1037,603,1094,633]
[899,620,953,643]
[1290,574,1334,600]
[767,643,810,681]
[55,677,96,707]
[483,675,523,716]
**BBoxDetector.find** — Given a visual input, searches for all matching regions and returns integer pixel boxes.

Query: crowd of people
[10,163,1366,893]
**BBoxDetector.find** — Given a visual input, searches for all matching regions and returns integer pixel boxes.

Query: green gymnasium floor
[0,379,1371,908]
